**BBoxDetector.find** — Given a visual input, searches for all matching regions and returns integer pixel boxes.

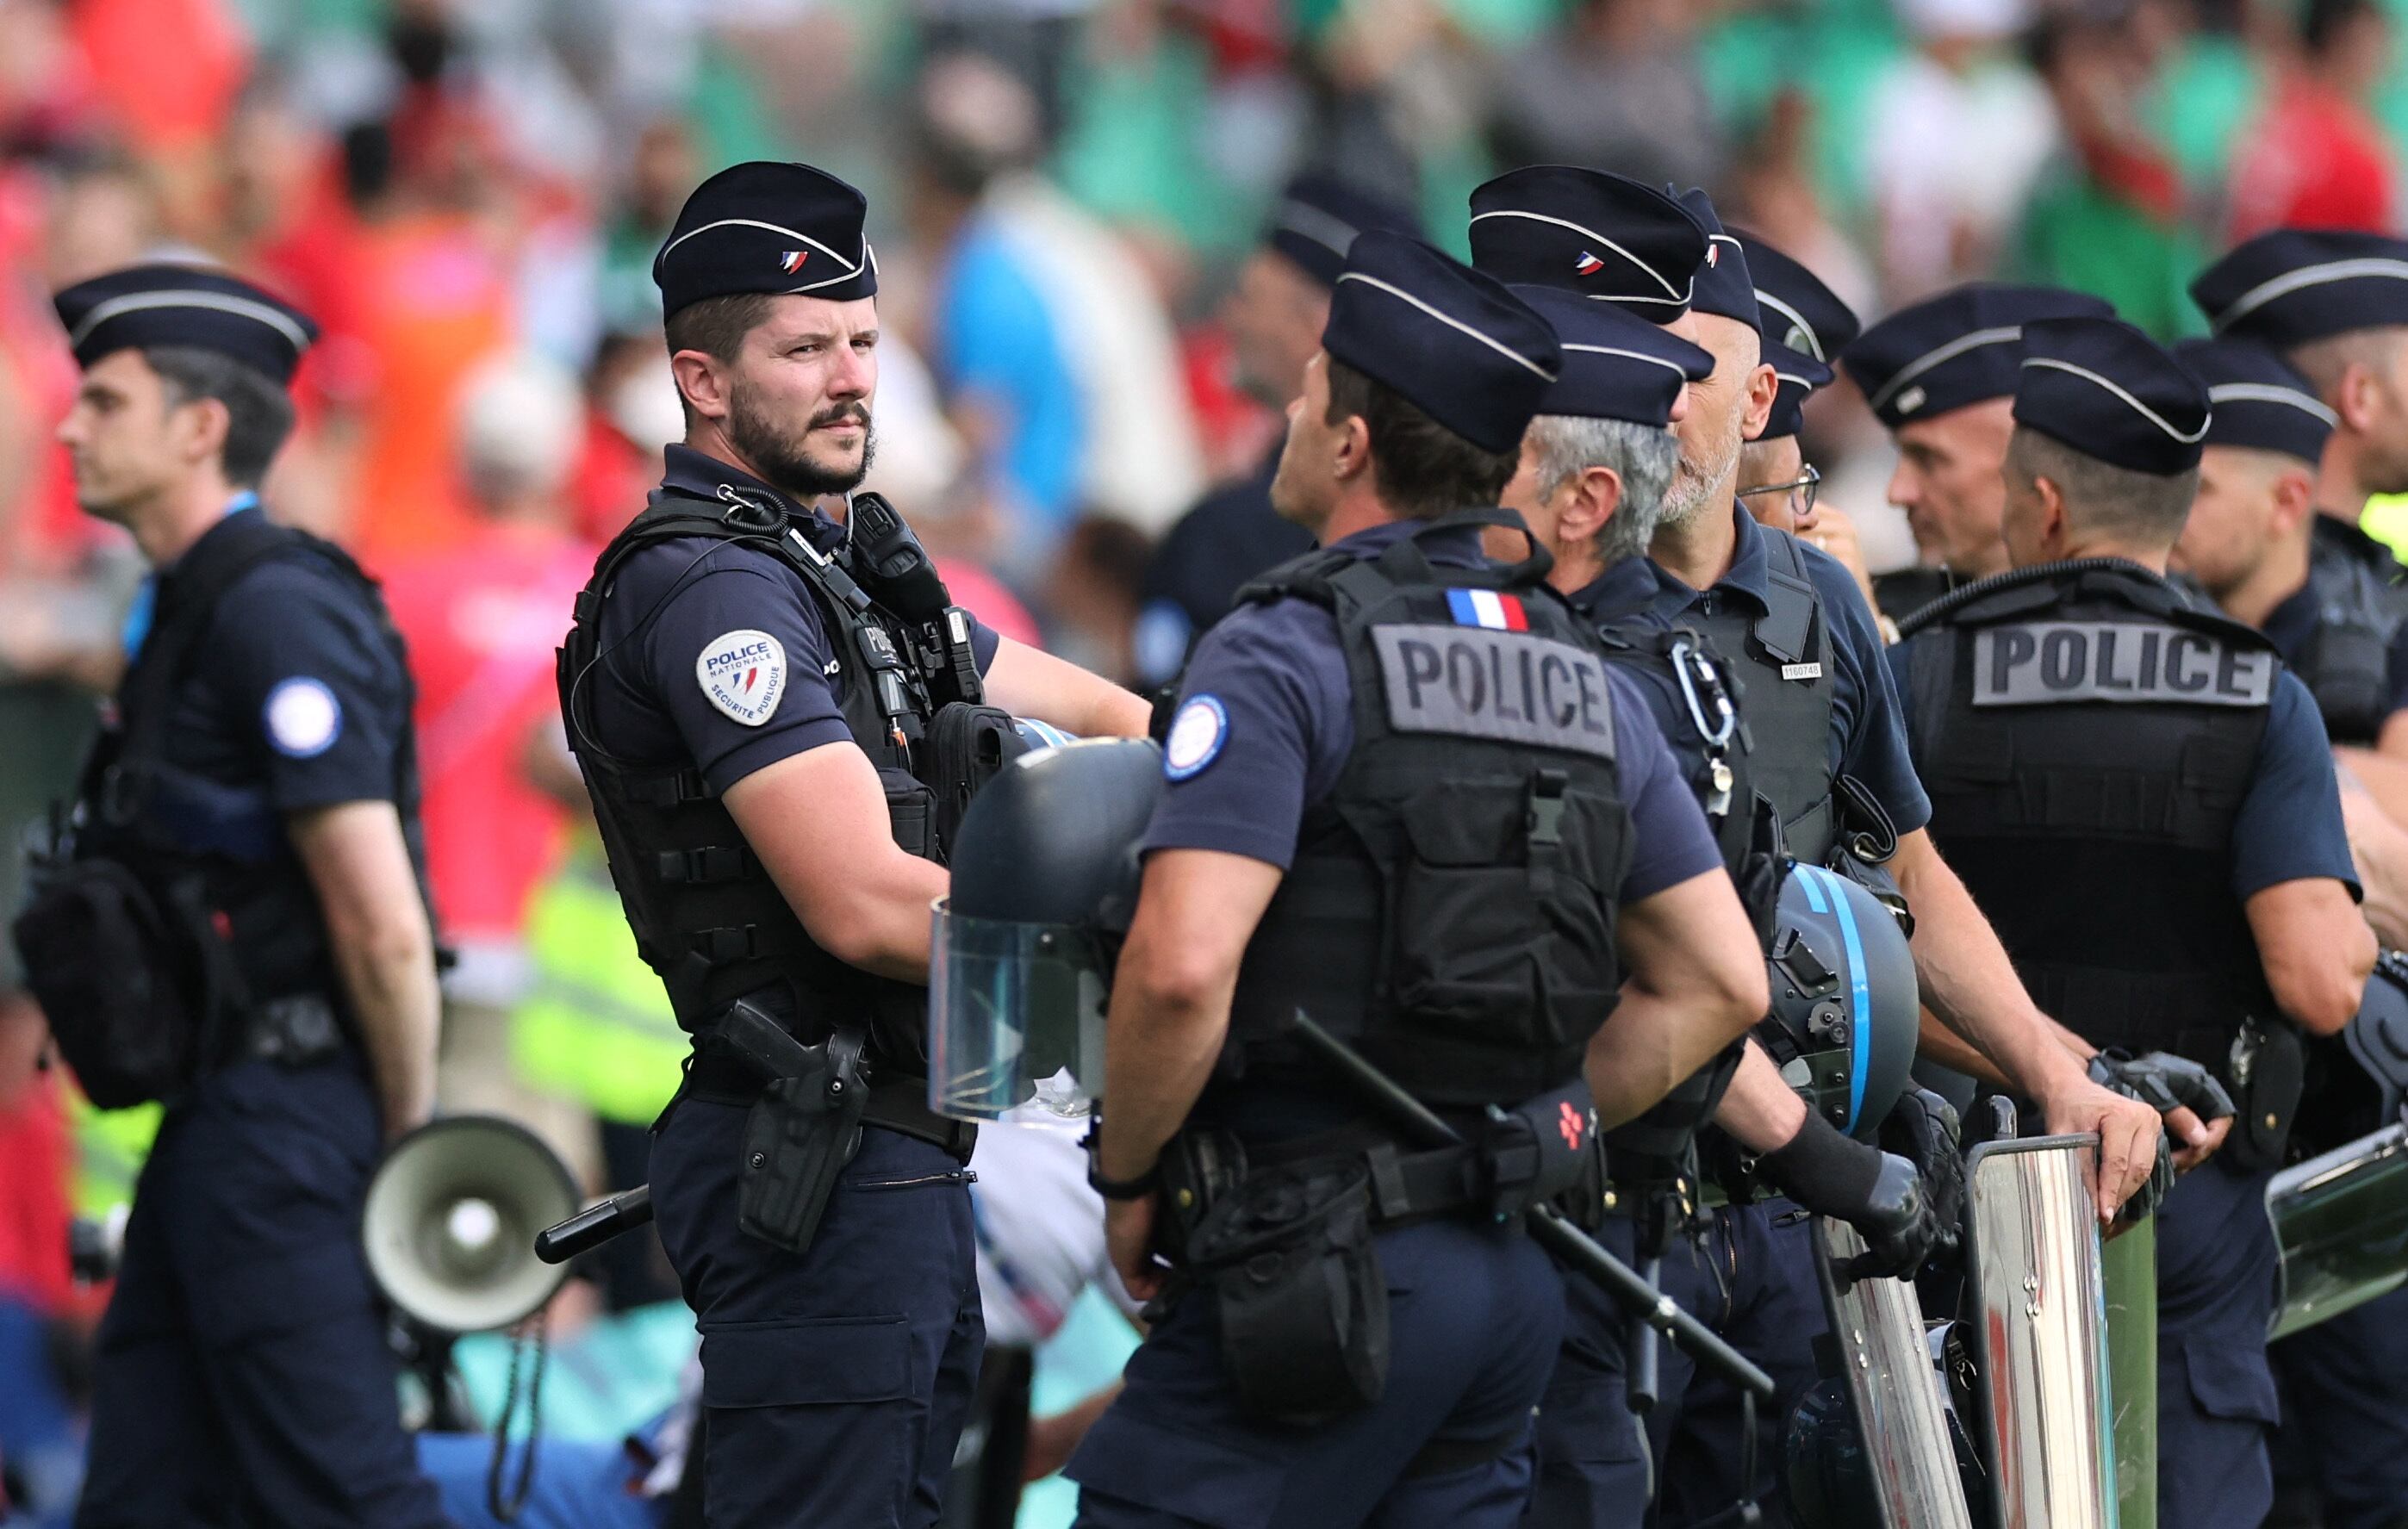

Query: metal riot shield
[1963,1134,2116,1529]
[1807,1217,1976,1529]
[2267,1122,2408,1339]
[2101,1215,2157,1529]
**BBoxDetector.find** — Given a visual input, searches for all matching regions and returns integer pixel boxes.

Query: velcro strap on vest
[1526,768,1568,903]
[688,925,762,963]
[656,845,757,885]
[629,769,712,807]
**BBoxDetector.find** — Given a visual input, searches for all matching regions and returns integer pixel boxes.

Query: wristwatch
[1081,1126,1161,1201]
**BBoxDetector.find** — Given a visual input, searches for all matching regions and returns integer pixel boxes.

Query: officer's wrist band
[1759,1109,1881,1211]
[1087,1159,1160,1201]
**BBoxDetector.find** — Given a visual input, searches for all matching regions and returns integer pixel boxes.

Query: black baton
[534,1185,653,1265]
[1288,1012,1776,1402]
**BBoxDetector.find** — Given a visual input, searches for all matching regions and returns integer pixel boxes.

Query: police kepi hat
[1513,285,1709,428]
[1841,283,2114,429]
[2173,338,2336,465]
[1669,188,1758,331]
[1324,231,1560,455]
[653,160,877,317]
[1265,171,1422,290]
[53,263,317,384]
[2014,316,2211,475]
[2191,229,2408,350]
[1735,229,1857,439]
[1468,166,1707,322]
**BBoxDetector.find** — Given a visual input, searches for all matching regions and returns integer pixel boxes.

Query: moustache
[810,405,871,431]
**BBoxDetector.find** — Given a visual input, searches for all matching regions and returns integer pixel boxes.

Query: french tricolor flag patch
[1447,589,1528,631]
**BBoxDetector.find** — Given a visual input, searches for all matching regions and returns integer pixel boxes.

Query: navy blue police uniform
[1135,175,1421,687]
[24,268,451,1527]
[1066,233,1727,1529]
[557,164,999,1527]
[2175,314,2408,1529]
[1839,284,2117,626]
[1886,317,2361,1529]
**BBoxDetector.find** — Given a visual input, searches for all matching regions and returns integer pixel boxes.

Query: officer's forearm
[289,801,440,1137]
[2336,768,2408,948]
[1915,1010,2011,1089]
[1594,869,1770,1127]
[1891,830,2094,1109]
[984,637,1154,740]
[1710,1041,1809,1153]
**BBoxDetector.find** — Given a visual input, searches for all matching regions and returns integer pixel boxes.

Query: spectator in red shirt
[382,351,599,1180]
[2230,0,2399,240]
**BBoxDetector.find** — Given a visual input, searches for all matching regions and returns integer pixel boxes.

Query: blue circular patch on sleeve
[263,677,343,759]
[1162,695,1228,781]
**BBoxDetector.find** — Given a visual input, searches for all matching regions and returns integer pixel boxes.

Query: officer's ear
[1738,360,1779,444]
[2336,358,2388,435]
[1330,410,1374,486]
[168,391,233,473]
[669,348,732,426]
[2031,472,2069,549]
[1560,464,1623,549]
[2268,463,2317,536]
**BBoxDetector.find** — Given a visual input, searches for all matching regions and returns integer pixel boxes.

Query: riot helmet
[1759,864,1920,1141]
[930,737,1161,1121]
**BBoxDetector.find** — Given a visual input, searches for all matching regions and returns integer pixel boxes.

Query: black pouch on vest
[2225,1016,2306,1172]
[1482,1078,1600,1220]
[12,855,215,1109]
[924,701,1030,855]
[737,1029,869,1253]
[1185,1159,1388,1426]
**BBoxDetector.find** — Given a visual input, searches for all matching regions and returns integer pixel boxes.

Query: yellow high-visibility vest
[2361,494,2408,562]
[68,1090,159,1219]
[510,835,688,1126]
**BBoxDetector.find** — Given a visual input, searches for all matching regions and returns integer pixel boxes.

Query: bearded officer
[1886,314,2374,1529]
[1839,283,2116,625]
[2168,333,2408,1529]
[558,161,1149,1525]
[1134,172,1422,686]
[1470,170,2163,1526]
[1066,231,1770,1529]
[21,265,450,1526]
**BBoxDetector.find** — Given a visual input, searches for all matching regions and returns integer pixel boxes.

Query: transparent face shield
[928,898,1108,1122]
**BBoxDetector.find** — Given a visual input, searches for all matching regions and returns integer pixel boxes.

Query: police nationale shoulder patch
[263,677,342,759]
[696,630,787,727]
[1163,695,1228,780]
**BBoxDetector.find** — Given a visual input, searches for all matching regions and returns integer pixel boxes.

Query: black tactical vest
[2293,527,2408,745]
[1900,560,2278,1072]
[78,513,433,1011]
[1221,515,1634,1108]
[1686,526,1840,864]
[558,484,984,1074]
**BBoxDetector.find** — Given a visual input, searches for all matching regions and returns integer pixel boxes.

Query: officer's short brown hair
[1323,358,1521,521]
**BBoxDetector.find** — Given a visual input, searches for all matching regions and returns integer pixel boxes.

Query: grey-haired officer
[1135,172,1422,686]
[1470,170,2163,1527]
[1885,315,2374,1529]
[1069,231,1769,1528]
[23,266,450,1525]
[2171,334,2408,1529]
[1839,283,2116,624]
[557,161,1148,1525]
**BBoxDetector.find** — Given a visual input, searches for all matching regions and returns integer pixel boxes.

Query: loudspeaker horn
[362,1115,582,1333]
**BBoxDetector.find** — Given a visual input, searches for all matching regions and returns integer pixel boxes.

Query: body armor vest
[557,485,986,1075]
[1221,515,1634,1109]
[2294,528,2408,746]
[1687,526,1839,864]
[78,513,432,1012]
[1901,560,2277,1073]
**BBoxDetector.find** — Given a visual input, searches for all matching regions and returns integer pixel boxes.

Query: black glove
[2087,1048,2237,1123]
[1757,1111,1941,1280]
[1878,1086,1964,1265]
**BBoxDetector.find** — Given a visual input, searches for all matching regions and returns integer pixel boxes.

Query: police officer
[1731,231,1854,541]
[2193,230,2408,758]
[557,162,1148,1524]
[2168,336,2408,1529]
[1133,173,1421,686]
[1839,284,2116,625]
[1469,171,2163,1526]
[1067,231,1770,1527]
[1489,284,1945,1528]
[1886,314,2374,1529]
[23,265,451,1525]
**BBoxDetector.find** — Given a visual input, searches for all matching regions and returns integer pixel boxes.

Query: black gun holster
[2224,1014,2305,1172]
[737,1027,869,1255]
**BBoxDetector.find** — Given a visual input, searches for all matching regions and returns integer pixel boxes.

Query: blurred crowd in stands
[0,0,2400,1519]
